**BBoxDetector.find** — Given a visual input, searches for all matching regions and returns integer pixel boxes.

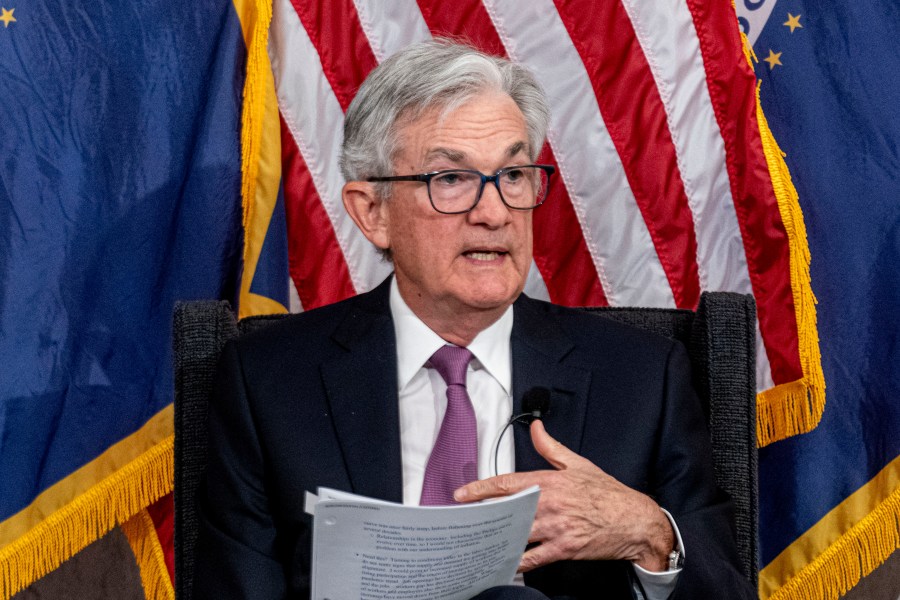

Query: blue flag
[740,2,900,597]
[0,0,245,592]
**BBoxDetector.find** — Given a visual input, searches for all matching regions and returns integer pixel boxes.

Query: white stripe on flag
[523,261,551,301]
[352,0,432,62]
[622,0,750,294]
[269,0,392,294]
[485,0,676,308]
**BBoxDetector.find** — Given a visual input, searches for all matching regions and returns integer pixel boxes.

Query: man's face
[383,92,535,321]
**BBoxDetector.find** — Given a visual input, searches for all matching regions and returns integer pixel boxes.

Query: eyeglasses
[367,164,555,215]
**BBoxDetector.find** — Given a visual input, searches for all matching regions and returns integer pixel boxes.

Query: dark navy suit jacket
[193,277,754,599]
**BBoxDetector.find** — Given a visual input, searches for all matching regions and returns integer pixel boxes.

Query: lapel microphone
[521,387,551,422]
[492,387,552,476]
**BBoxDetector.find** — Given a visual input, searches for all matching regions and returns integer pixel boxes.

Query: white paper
[310,486,540,600]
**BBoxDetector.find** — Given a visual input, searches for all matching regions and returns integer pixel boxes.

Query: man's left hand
[454,420,674,573]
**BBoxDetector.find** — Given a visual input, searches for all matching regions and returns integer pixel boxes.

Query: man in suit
[194,40,755,599]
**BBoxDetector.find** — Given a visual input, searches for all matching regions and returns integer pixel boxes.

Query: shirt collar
[390,278,513,394]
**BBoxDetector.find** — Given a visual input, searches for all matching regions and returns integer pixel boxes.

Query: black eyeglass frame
[367,164,555,215]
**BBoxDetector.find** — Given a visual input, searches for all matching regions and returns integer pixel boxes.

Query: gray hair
[340,39,551,188]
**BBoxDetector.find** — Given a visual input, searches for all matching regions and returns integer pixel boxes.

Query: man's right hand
[454,420,675,573]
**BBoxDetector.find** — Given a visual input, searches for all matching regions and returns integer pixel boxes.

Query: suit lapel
[511,296,592,473]
[319,288,591,500]
[320,280,404,503]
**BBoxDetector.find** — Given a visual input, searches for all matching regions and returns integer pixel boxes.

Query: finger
[454,471,545,502]
[518,542,560,573]
[529,420,580,470]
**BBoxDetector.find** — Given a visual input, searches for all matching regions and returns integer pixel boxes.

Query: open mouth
[463,250,507,261]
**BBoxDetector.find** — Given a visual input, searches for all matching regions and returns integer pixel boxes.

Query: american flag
[248,0,822,449]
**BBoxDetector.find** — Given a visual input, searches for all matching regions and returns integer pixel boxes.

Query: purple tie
[420,345,478,506]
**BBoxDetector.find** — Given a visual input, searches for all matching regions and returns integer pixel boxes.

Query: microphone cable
[492,387,551,477]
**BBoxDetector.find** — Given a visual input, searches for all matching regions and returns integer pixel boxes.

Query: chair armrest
[693,292,758,586]
[173,300,238,600]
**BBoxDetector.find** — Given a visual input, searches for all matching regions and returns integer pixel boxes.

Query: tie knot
[429,345,473,387]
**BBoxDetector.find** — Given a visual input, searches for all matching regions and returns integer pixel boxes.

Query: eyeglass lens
[429,167,548,213]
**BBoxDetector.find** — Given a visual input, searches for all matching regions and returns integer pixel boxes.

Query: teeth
[467,251,501,261]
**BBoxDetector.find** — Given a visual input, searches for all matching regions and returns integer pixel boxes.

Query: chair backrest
[173,292,758,598]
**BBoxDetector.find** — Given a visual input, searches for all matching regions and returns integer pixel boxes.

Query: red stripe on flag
[686,0,802,383]
[554,0,701,309]
[415,1,505,56]
[281,116,357,308]
[288,0,378,111]
[534,146,609,305]
[416,0,607,307]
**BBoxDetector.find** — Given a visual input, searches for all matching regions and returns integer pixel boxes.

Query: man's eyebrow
[506,141,530,160]
[423,147,467,165]
[422,141,530,168]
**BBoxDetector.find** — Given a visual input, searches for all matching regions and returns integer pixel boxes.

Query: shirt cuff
[631,508,684,600]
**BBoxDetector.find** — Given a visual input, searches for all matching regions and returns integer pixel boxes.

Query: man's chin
[455,286,523,313]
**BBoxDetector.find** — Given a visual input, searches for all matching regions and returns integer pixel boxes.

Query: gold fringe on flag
[121,508,175,600]
[753,96,826,447]
[0,436,173,599]
[236,0,272,238]
[740,32,826,448]
[765,486,900,600]
[233,0,287,318]
[760,453,900,598]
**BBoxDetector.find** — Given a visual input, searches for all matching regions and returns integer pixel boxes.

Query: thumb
[530,419,578,470]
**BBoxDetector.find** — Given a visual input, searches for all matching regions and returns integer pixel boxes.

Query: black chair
[173,292,758,598]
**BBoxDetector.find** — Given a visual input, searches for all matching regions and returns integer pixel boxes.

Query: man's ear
[342,181,390,251]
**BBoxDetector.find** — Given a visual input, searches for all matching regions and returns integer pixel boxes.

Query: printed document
[306,486,540,600]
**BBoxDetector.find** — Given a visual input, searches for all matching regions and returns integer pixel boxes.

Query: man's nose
[468,180,512,227]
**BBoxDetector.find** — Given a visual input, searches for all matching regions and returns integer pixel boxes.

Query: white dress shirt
[389,279,682,598]
[392,280,515,503]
